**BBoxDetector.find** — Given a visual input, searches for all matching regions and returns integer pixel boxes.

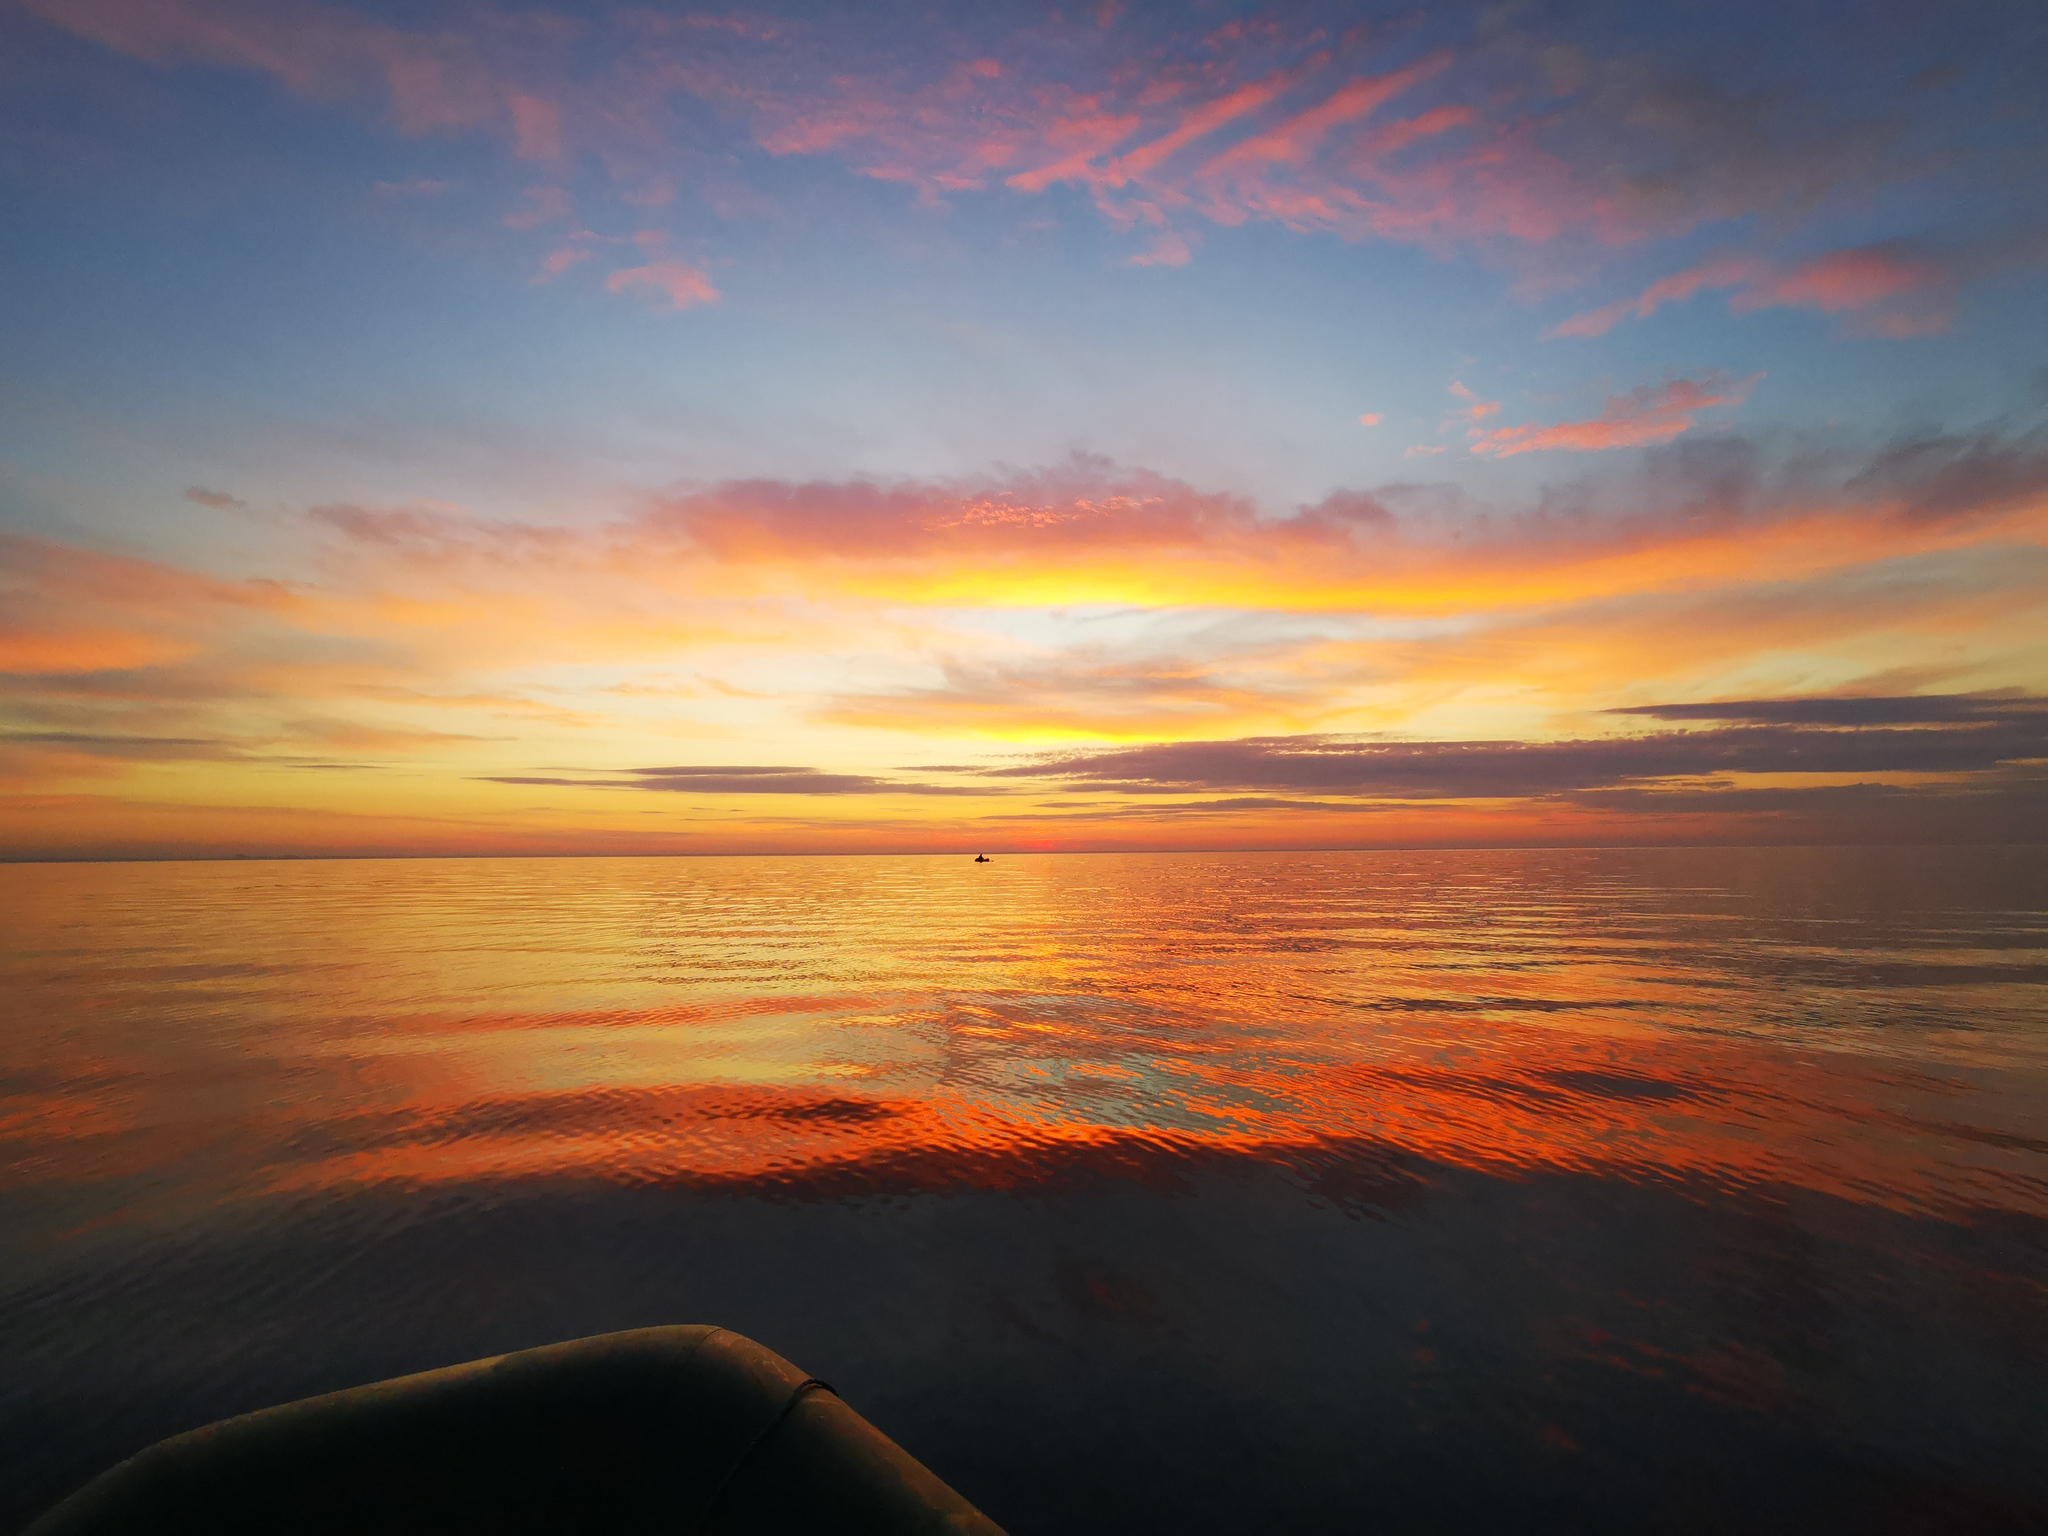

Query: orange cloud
[5,429,2044,854]
[1470,373,1760,458]
[0,626,199,675]
[1448,380,1499,422]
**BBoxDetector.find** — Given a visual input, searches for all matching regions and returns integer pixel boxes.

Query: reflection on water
[3,847,2045,1532]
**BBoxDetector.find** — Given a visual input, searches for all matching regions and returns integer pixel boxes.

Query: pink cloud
[1546,258,1763,337]
[25,0,548,147]
[1006,119,1139,195]
[508,93,562,162]
[1354,103,1473,160]
[641,463,1253,563]
[1470,372,1761,458]
[1108,66,1305,182]
[1736,246,1953,335]
[536,247,590,280]
[604,260,720,312]
[1359,413,1382,427]
[1128,230,1194,267]
[503,185,570,229]
[621,176,676,208]
[1206,57,1448,170]
[1552,245,1952,339]
[27,1,1949,276]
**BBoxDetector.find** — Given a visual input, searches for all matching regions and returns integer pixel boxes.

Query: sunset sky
[2,0,2044,858]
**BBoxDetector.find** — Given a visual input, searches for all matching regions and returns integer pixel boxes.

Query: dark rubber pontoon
[25,1326,1004,1535]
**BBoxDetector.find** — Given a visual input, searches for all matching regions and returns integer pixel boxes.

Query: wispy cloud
[1550,244,1953,339]
[503,184,571,229]
[1469,372,1761,458]
[21,0,1990,274]
[1447,381,1499,423]
[817,651,1319,739]
[980,697,2048,799]
[604,259,720,312]
[536,246,591,280]
[478,764,985,796]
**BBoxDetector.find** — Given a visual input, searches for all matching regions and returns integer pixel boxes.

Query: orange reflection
[226,1017,2039,1220]
[6,851,2043,1236]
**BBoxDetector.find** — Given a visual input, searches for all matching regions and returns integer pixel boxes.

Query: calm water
[3,847,2046,1532]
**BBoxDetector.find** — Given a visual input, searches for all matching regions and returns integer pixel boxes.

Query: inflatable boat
[26,1326,1004,1535]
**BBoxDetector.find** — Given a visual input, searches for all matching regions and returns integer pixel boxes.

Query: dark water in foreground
[3,847,2045,1533]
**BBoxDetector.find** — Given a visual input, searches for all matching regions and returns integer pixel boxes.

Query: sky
[1,0,2045,859]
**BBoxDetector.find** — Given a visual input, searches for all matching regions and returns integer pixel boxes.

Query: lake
[3,847,2045,1532]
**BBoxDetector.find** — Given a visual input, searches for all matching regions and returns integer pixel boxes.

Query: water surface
[4,848,2046,1531]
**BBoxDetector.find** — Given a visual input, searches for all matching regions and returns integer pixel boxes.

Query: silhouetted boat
[26,1327,1002,1536]
[973,855,990,863]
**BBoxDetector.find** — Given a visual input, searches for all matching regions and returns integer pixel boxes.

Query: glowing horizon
[2,0,2044,860]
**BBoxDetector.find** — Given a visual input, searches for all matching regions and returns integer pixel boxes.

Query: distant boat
[974,854,991,862]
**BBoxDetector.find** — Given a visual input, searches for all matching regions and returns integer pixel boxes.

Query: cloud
[1609,693,2045,726]
[1546,258,1762,337]
[1447,381,1499,422]
[817,651,1318,738]
[303,429,2048,625]
[503,184,570,229]
[477,765,985,796]
[1128,230,1194,267]
[536,247,591,280]
[1207,56,1454,172]
[6,418,2045,851]
[1110,64,1306,182]
[184,487,248,510]
[1550,244,1953,339]
[1740,246,1945,320]
[507,92,561,161]
[980,696,2048,800]
[1849,427,2048,522]
[21,0,570,147]
[0,730,235,761]
[604,260,720,312]
[27,0,1999,276]
[1359,413,1382,427]
[643,461,1254,564]
[1470,372,1760,458]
